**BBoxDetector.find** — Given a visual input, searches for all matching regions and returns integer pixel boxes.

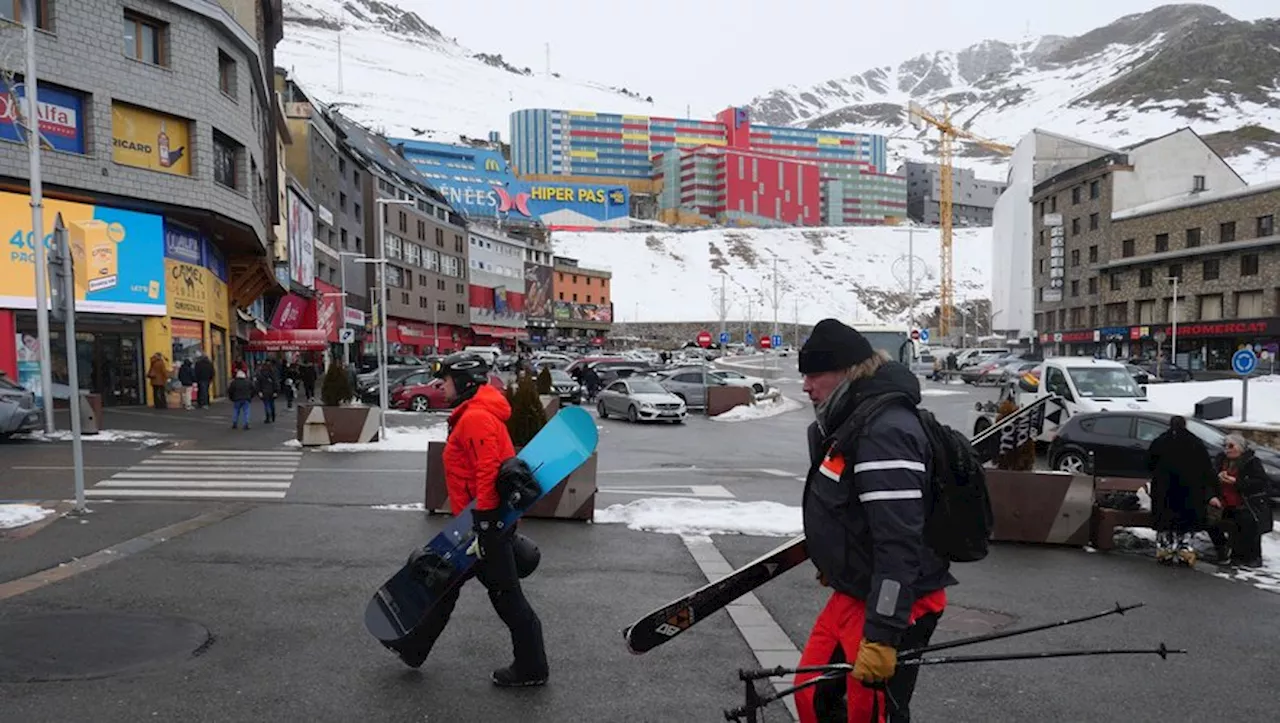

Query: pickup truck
[970,357,1156,442]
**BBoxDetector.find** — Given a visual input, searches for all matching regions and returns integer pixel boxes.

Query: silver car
[596,378,687,424]
[709,369,767,394]
[0,373,41,439]
[656,367,732,408]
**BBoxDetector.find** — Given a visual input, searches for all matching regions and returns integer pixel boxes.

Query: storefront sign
[344,307,365,326]
[0,82,86,154]
[313,280,341,342]
[553,301,613,323]
[1098,326,1128,341]
[1056,330,1095,344]
[164,222,203,265]
[247,329,328,352]
[0,191,166,315]
[203,239,227,282]
[286,189,315,289]
[166,260,209,319]
[111,102,192,176]
[271,294,308,330]
[1141,319,1274,339]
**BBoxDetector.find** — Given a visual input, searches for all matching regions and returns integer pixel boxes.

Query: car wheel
[973,417,992,436]
[410,396,430,412]
[1054,449,1090,475]
[628,405,639,423]
[597,400,608,419]
[753,383,764,394]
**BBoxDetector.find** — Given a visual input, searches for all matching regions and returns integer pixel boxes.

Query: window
[218,50,237,97]
[1139,268,1153,287]
[3,0,50,29]
[1089,213,1099,231]
[1258,215,1275,238]
[1154,234,1168,253]
[1199,294,1223,321]
[1122,239,1135,257]
[1203,258,1219,280]
[572,293,578,302]
[1071,218,1080,236]
[1168,263,1182,281]
[1237,290,1264,317]
[1241,254,1259,276]
[437,299,446,312]
[1089,180,1100,199]
[1088,277,1097,294]
[401,292,409,305]
[1071,187,1081,205]
[124,11,166,66]
[435,228,444,246]
[1039,259,1045,274]
[213,130,240,189]
[1071,249,1080,267]
[1193,175,1206,192]
[1088,305,1098,327]
[1185,227,1201,248]
[1088,245,1098,263]
[1105,302,1126,324]
[1110,273,1121,291]
[1137,300,1157,324]
[340,228,348,249]
[354,203,361,221]
[1136,419,1167,443]
[417,220,425,240]
[1070,280,1079,297]
[1038,229,1045,246]
[398,212,407,233]
[1049,196,1057,213]
[1220,221,1236,243]
[456,303,465,314]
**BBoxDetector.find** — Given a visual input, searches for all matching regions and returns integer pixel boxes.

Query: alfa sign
[0,82,85,154]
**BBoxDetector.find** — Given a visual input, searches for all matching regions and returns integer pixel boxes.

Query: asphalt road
[2,365,1277,721]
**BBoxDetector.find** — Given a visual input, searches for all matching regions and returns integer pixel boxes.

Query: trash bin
[78,391,100,435]
[1194,396,1232,421]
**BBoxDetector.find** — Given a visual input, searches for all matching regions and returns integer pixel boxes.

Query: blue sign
[918,328,930,343]
[163,222,202,264]
[745,332,755,344]
[0,82,85,154]
[719,331,730,344]
[772,334,782,348]
[1232,348,1258,376]
[203,238,227,282]
[392,138,629,226]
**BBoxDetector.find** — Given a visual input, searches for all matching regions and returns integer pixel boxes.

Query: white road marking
[598,485,736,499]
[86,489,287,499]
[758,469,795,478]
[109,473,296,481]
[160,450,303,457]
[86,449,303,501]
[94,480,292,489]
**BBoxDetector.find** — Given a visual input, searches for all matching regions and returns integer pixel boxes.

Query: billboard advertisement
[0,81,85,154]
[0,191,166,315]
[553,301,613,324]
[111,102,191,176]
[524,262,553,320]
[392,138,629,225]
[286,189,315,289]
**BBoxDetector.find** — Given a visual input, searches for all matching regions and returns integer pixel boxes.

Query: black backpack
[836,393,993,563]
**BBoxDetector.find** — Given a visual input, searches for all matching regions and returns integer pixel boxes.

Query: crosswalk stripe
[138,459,299,467]
[87,489,287,499]
[88,448,303,502]
[94,480,292,489]
[158,450,303,457]
[111,473,295,481]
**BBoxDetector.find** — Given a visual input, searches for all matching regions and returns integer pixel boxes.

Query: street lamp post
[364,197,414,440]
[1166,276,1179,368]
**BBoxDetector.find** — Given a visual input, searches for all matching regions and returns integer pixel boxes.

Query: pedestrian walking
[281,362,297,409]
[1208,434,1273,567]
[177,358,196,410]
[194,353,215,408]
[228,369,255,430]
[794,319,955,723]
[147,352,169,409]
[255,363,278,423]
[582,365,601,401]
[301,362,318,402]
[1146,415,1216,566]
[403,352,549,686]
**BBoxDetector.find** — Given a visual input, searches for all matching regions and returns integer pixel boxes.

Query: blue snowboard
[364,406,598,658]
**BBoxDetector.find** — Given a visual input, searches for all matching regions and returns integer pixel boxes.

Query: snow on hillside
[551,226,991,325]
[278,0,684,141]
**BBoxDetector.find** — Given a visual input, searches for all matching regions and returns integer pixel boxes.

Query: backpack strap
[828,391,915,459]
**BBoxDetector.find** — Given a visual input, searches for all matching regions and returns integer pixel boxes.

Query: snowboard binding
[406,548,455,589]
[497,457,543,510]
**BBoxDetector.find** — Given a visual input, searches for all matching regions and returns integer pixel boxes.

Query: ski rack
[724,601,1187,722]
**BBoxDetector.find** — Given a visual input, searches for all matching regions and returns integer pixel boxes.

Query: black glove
[496,457,540,510]
[469,508,506,560]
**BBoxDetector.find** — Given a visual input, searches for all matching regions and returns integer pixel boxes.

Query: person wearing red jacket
[437,353,549,687]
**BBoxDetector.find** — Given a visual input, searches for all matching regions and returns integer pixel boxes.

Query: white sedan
[710,369,767,394]
[596,378,687,424]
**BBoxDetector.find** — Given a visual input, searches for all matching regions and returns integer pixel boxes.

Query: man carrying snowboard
[796,319,956,722]
[425,352,550,686]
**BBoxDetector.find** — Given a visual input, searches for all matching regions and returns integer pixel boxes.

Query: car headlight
[639,401,654,409]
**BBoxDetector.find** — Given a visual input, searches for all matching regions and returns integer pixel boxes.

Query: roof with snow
[1112,178,1280,221]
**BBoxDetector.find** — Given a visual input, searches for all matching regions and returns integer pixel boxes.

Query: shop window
[218,50,237,98]
[1122,239,1135,257]
[1155,233,1168,253]
[124,10,167,66]
[1220,221,1236,243]
[1203,258,1219,280]
[1185,227,1201,248]
[1241,254,1259,276]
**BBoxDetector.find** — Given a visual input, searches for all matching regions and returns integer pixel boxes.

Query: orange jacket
[443,384,516,514]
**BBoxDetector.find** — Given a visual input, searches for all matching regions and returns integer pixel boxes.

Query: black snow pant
[475,531,548,677]
[196,381,210,408]
[811,612,942,723]
[1208,507,1264,563]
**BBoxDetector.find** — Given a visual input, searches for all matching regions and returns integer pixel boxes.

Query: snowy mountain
[745,4,1280,182]
[278,0,683,141]
[551,227,991,326]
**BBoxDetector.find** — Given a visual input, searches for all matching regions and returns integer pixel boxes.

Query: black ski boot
[491,665,547,687]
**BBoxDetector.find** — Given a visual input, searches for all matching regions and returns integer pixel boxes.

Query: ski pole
[899,601,1144,659]
[899,643,1186,667]
[724,669,847,722]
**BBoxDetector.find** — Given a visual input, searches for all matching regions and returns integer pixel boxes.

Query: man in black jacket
[795,319,955,723]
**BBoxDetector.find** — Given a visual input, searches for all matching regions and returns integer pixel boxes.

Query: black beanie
[799,319,875,374]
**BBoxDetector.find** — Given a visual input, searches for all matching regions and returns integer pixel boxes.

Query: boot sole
[492,676,548,687]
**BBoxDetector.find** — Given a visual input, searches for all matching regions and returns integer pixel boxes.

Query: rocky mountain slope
[746,4,1280,181]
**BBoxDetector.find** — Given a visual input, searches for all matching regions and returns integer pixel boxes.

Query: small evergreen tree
[320,362,354,407]
[536,366,553,395]
[506,373,548,447]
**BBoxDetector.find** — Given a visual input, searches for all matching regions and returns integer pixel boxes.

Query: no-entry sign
[696,331,712,348]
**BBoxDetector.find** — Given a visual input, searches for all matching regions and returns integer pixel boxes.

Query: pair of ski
[622,395,1064,654]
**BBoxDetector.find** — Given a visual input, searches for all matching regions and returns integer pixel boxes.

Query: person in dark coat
[300,362,318,402]
[177,359,196,410]
[228,370,255,430]
[794,319,954,723]
[193,354,215,408]
[1208,434,1273,567]
[1146,415,1216,565]
[281,362,298,408]
[255,363,278,423]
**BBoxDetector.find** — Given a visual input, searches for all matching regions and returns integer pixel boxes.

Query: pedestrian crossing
[86,449,303,501]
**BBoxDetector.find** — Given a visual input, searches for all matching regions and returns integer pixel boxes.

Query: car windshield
[1184,418,1227,447]
[629,381,667,395]
[860,331,914,363]
[550,370,572,382]
[1067,367,1143,398]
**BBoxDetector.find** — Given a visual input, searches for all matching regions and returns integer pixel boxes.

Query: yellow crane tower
[906,102,1014,337]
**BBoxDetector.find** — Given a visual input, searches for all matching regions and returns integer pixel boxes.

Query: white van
[463,346,502,365]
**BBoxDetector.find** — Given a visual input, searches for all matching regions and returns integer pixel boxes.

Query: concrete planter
[985,469,1092,546]
[296,405,380,446]
[706,385,753,417]
[424,441,597,521]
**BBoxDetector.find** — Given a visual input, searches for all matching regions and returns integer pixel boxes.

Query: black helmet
[432,352,491,400]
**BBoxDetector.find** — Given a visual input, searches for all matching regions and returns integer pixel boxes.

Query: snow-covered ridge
[550,226,991,326]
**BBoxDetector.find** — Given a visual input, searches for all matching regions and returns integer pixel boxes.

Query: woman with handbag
[1208,434,1273,568]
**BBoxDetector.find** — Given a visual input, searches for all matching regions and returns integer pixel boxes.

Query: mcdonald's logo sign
[484,158,501,172]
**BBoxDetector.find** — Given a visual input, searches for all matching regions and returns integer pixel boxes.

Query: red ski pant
[795,588,946,723]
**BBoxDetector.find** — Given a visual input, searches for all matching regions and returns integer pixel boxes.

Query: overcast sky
[404,1,1274,115]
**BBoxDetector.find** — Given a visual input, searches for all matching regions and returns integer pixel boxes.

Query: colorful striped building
[509,106,906,226]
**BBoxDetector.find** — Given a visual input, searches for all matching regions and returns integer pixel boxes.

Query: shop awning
[472,324,529,340]
[247,329,329,352]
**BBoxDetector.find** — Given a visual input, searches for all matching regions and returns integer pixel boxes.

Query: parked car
[548,369,582,405]
[390,373,505,412]
[596,378,687,424]
[909,352,937,378]
[1123,364,1150,385]
[0,372,41,439]
[1129,359,1193,383]
[656,367,731,408]
[358,366,433,404]
[1047,410,1280,499]
[709,369,767,394]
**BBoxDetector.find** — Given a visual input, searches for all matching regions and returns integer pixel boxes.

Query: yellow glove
[851,640,897,684]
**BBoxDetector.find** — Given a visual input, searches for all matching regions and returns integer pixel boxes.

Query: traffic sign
[760,336,773,349]
[1232,348,1258,376]
[771,334,782,348]
[746,332,755,344]
[696,331,713,348]
[919,328,930,343]
[910,329,920,341]
[719,331,730,344]
[339,328,356,344]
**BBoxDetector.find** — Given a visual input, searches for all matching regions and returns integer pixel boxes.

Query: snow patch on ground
[1143,376,1280,427]
[288,424,448,452]
[1116,526,1280,594]
[593,498,802,537]
[920,388,965,397]
[17,429,171,447]
[0,503,53,530]
[371,502,427,511]
[712,395,806,422]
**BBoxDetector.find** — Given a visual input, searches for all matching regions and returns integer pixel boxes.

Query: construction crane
[906,102,1014,338]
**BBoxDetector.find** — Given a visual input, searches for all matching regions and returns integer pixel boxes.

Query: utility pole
[336,7,344,94]
[1167,275,1179,366]
[545,42,551,77]
[24,1,54,432]
[717,273,729,338]
[770,256,780,339]
[907,226,915,327]
[794,297,800,348]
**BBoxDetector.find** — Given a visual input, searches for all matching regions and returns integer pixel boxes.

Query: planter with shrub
[297,363,379,446]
